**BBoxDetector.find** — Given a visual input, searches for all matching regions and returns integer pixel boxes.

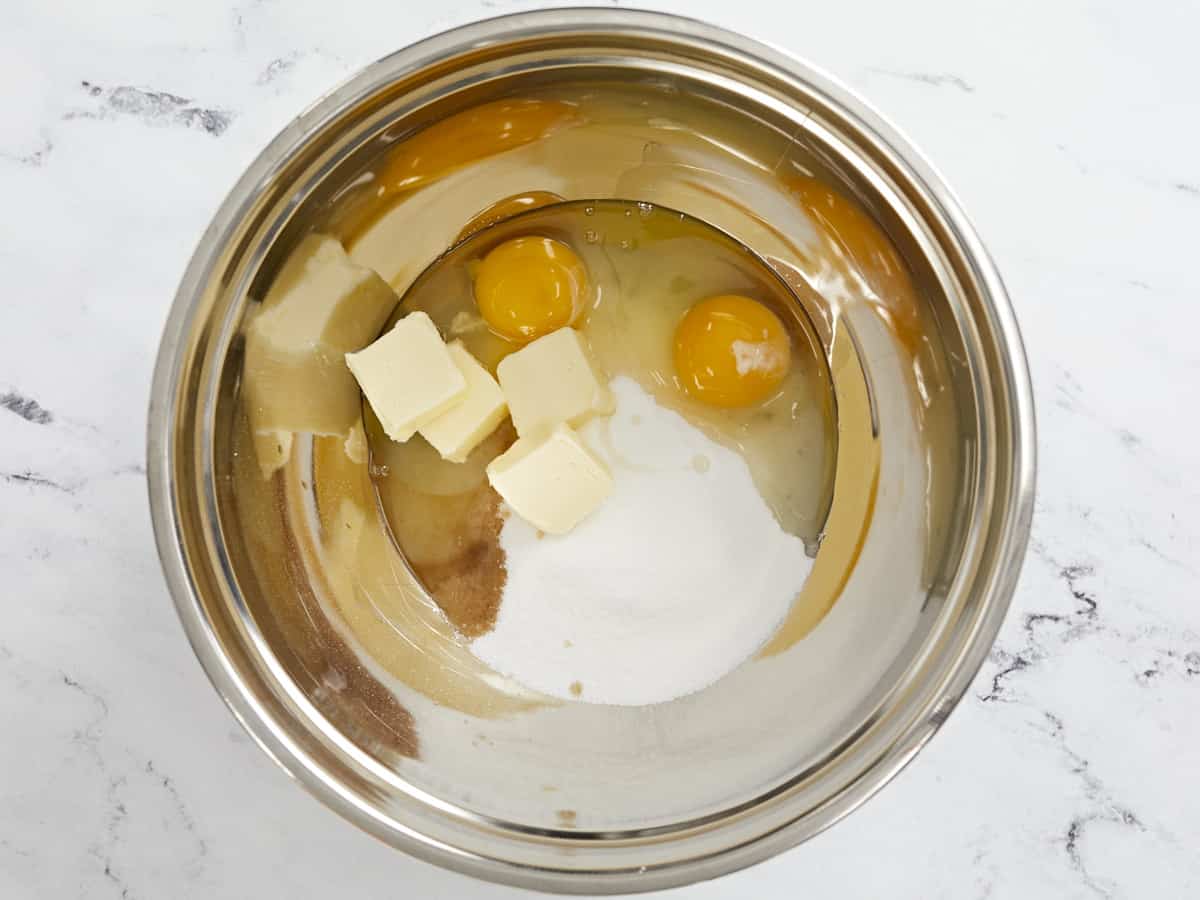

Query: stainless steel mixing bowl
[147,9,1035,893]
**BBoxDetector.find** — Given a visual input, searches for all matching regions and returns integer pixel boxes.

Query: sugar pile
[469,376,813,706]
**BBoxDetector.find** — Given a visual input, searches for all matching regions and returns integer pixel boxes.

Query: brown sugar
[411,484,507,638]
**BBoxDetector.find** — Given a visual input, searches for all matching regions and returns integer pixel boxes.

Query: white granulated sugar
[470,376,813,706]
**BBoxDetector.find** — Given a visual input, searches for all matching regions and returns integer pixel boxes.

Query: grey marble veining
[1,1,1197,897]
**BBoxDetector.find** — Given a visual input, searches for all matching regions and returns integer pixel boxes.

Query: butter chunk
[242,234,397,438]
[345,311,467,442]
[419,341,508,463]
[487,424,612,534]
[496,328,613,437]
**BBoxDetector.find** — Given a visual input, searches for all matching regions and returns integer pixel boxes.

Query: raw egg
[673,294,791,407]
[474,236,587,342]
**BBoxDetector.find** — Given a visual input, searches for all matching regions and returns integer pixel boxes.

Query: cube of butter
[345,311,467,442]
[486,424,613,534]
[419,341,508,463]
[496,328,614,437]
[242,234,398,439]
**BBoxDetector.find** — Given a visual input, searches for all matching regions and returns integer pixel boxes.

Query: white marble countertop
[2,1,1197,897]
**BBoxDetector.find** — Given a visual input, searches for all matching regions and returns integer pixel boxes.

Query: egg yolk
[673,295,792,407]
[474,237,587,342]
[377,99,578,197]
